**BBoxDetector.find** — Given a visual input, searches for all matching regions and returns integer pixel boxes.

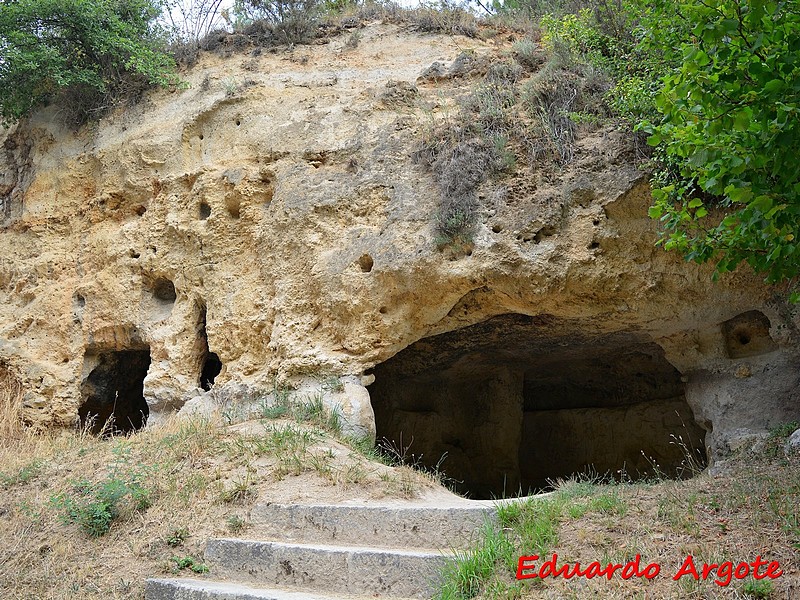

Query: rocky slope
[1,20,798,496]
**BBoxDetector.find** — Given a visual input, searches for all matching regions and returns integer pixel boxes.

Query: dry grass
[0,366,23,443]
[0,403,436,599]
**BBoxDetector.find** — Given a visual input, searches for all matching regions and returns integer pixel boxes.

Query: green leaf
[764,79,785,93]
[733,111,750,131]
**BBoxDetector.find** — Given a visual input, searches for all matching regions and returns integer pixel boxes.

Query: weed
[51,472,151,537]
[346,435,393,465]
[763,421,799,458]
[743,578,774,598]
[308,449,335,479]
[171,555,209,574]
[0,460,42,488]
[219,471,256,504]
[166,527,189,547]
[512,38,543,70]
[344,30,361,50]
[222,77,239,97]
[227,515,246,534]
[337,461,367,486]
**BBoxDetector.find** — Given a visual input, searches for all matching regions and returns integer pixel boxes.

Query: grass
[0,374,436,599]
[435,424,800,600]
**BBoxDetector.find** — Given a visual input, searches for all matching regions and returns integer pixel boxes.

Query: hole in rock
[201,353,222,391]
[197,304,222,391]
[722,310,776,358]
[199,202,212,220]
[151,277,177,303]
[358,254,374,273]
[226,197,241,219]
[79,349,151,435]
[369,314,707,499]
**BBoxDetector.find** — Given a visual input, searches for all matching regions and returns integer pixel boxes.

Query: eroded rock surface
[1,23,798,488]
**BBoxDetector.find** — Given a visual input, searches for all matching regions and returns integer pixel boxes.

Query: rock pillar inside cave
[369,314,707,499]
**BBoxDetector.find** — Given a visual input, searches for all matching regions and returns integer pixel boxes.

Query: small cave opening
[369,314,707,499]
[197,303,222,391]
[79,349,151,435]
[201,352,222,391]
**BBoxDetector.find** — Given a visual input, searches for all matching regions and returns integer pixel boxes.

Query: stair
[145,501,497,600]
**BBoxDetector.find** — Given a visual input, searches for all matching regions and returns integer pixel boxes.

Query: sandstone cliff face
[1,23,798,495]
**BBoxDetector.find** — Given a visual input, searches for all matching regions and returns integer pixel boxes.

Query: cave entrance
[369,314,706,499]
[196,302,222,391]
[79,349,151,435]
[201,352,222,391]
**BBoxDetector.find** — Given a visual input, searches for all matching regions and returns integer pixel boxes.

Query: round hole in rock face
[358,254,374,273]
[369,314,707,499]
[722,310,777,358]
[152,278,177,303]
[199,202,212,220]
[79,349,151,435]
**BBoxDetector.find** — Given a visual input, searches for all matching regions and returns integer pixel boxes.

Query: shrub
[50,447,152,537]
[231,0,323,43]
[51,475,151,537]
[408,2,478,38]
[0,0,179,124]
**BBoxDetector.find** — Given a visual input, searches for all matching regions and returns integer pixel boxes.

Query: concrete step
[249,503,495,550]
[203,538,452,598]
[146,578,365,600]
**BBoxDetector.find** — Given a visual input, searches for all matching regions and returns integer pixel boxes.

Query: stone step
[146,578,366,600]
[249,503,495,550]
[203,538,452,598]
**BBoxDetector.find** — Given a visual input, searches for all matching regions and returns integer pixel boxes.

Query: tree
[0,0,179,124]
[644,0,800,286]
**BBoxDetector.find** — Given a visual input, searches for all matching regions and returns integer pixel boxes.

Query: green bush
[51,474,151,536]
[0,0,179,124]
[50,447,152,537]
[644,0,800,285]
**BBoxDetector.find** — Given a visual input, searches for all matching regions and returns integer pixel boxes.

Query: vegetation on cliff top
[1,0,798,287]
